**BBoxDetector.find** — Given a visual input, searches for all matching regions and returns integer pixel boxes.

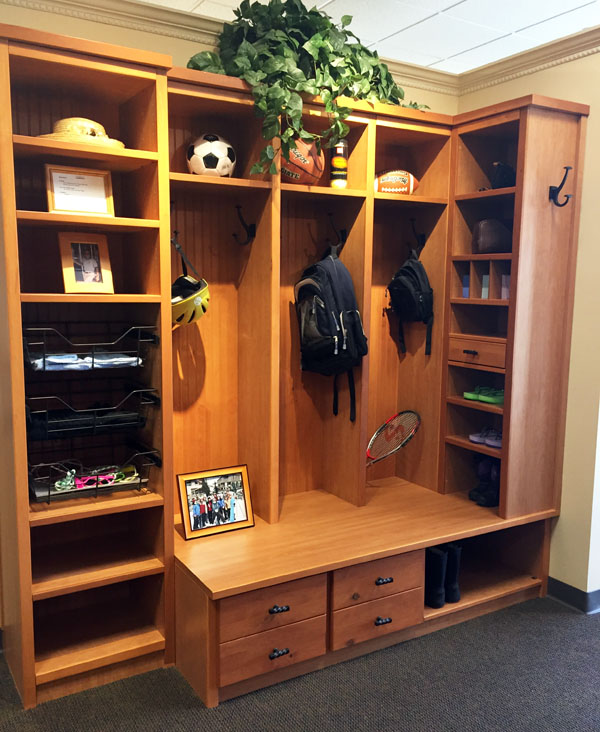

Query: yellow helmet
[171,232,210,329]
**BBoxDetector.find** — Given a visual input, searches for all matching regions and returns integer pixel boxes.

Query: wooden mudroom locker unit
[0,24,588,708]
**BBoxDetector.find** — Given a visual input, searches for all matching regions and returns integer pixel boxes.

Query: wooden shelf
[374,192,447,205]
[451,298,509,306]
[445,435,502,457]
[29,491,164,527]
[424,563,541,620]
[12,135,158,171]
[17,211,160,231]
[455,187,516,201]
[169,172,272,191]
[281,183,367,199]
[452,254,513,261]
[448,360,505,374]
[32,538,164,601]
[20,293,162,303]
[446,396,503,415]
[35,614,165,685]
[449,333,507,345]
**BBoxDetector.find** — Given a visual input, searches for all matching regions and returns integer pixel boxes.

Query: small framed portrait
[58,232,114,294]
[178,465,254,540]
[45,164,114,216]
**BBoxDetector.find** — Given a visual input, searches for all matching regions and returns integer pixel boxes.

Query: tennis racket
[366,410,421,466]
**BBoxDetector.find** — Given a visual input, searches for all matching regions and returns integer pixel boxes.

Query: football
[281,139,325,185]
[186,133,236,177]
[374,169,419,194]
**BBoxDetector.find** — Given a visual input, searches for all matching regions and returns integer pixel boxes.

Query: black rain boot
[425,546,447,608]
[444,543,462,603]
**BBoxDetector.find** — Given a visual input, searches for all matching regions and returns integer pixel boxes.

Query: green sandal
[463,386,485,400]
[479,388,504,405]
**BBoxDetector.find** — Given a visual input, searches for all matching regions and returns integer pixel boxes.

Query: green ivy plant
[188,0,424,174]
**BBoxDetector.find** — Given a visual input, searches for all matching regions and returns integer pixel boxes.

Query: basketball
[281,139,325,185]
[374,169,419,194]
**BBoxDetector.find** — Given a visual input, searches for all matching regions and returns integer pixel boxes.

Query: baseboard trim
[548,577,600,614]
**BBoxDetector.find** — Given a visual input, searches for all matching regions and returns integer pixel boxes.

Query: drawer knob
[268,604,290,614]
[269,647,290,660]
[375,576,394,586]
[463,349,478,356]
[374,616,392,626]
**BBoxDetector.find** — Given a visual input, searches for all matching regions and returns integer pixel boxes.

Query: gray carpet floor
[0,598,598,732]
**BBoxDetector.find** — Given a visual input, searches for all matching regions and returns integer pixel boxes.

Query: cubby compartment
[446,364,504,413]
[10,51,158,152]
[283,110,369,191]
[446,402,502,455]
[424,521,545,619]
[450,303,508,338]
[374,122,450,200]
[443,441,502,499]
[31,507,164,599]
[490,259,512,301]
[453,197,514,256]
[455,119,519,196]
[33,575,165,685]
[170,183,276,518]
[168,91,267,180]
[18,226,161,296]
[368,202,447,489]
[280,195,367,504]
[14,157,159,220]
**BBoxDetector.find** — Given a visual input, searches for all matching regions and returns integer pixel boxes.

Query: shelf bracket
[549,166,573,207]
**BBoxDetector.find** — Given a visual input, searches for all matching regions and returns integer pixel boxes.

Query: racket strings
[367,412,420,460]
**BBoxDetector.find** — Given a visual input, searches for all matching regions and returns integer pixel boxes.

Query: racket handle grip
[374,616,392,626]
[463,349,478,356]
[268,604,290,614]
[375,576,394,586]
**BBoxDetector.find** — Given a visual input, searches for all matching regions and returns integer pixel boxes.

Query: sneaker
[478,388,504,405]
[484,429,502,448]
[469,427,493,444]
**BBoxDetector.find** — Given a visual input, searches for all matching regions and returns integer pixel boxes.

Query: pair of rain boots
[425,543,461,609]
[469,457,500,507]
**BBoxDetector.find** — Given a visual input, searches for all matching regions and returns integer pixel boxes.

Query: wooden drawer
[219,574,327,642]
[219,615,326,686]
[448,336,506,369]
[330,588,424,650]
[332,551,424,610]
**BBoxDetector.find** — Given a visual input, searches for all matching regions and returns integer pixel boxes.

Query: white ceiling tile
[193,0,237,21]
[320,0,435,46]
[401,0,468,11]
[443,0,596,33]
[384,49,444,66]
[375,14,503,58]
[428,33,542,73]
[515,3,600,42]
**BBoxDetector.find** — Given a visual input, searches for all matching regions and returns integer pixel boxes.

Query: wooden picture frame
[45,164,114,216]
[58,232,114,294]
[178,465,254,540]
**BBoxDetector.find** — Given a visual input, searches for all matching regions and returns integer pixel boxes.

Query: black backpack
[294,253,368,422]
[387,249,434,355]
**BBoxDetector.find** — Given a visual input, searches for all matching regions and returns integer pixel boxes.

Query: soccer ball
[186,134,236,177]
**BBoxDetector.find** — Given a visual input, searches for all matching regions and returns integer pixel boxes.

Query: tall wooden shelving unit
[0,27,174,707]
[0,24,588,710]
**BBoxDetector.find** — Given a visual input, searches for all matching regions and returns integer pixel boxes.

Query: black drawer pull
[374,616,392,626]
[463,349,478,356]
[268,604,290,614]
[375,576,394,586]
[269,647,289,660]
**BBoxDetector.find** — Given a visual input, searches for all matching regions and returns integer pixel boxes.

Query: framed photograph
[58,232,114,294]
[178,465,254,540]
[45,164,114,216]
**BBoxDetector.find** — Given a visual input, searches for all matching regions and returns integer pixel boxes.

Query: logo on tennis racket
[385,422,406,442]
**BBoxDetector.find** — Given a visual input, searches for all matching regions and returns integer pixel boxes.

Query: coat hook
[233,205,256,245]
[326,212,348,257]
[549,166,573,207]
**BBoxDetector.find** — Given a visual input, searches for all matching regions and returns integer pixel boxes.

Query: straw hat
[38,117,124,148]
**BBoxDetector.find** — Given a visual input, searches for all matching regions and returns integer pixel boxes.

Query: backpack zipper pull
[333,335,339,355]
[340,311,347,349]
[331,311,340,331]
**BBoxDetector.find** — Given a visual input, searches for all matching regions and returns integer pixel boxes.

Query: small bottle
[330,139,348,189]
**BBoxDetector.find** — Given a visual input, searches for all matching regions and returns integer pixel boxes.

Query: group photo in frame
[178,465,254,540]
[58,232,114,294]
[45,164,114,216]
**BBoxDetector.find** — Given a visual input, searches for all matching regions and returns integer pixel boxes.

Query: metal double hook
[233,205,256,246]
[549,166,573,207]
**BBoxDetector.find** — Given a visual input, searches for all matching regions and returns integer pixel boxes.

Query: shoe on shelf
[463,386,504,404]
[469,426,493,444]
[484,429,502,448]
[425,546,448,609]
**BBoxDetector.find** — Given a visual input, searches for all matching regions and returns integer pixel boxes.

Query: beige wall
[459,57,600,593]
[0,3,597,597]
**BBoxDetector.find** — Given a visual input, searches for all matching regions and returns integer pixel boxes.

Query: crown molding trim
[2,0,600,99]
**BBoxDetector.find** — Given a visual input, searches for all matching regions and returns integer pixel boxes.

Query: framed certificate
[58,232,114,294]
[45,164,114,216]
